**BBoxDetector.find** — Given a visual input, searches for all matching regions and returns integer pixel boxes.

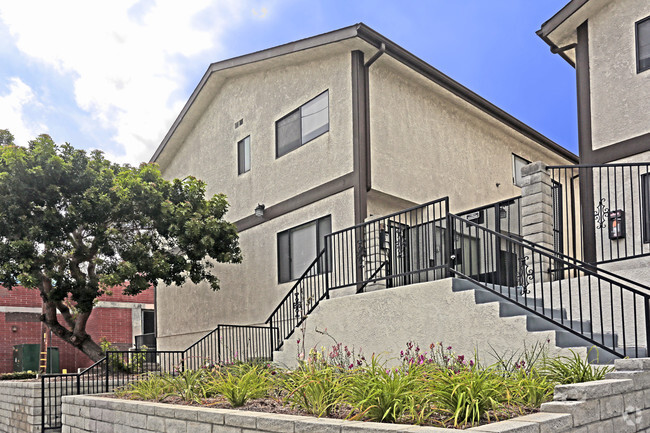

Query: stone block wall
[0,380,41,433]
[58,357,650,433]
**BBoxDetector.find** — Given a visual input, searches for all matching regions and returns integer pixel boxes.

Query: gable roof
[151,23,577,165]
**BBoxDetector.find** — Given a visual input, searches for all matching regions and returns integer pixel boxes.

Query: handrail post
[217,325,222,364]
[446,213,454,278]
[645,297,650,356]
[494,202,502,285]
[41,375,45,431]
[325,237,331,299]
[76,373,80,395]
[105,354,110,393]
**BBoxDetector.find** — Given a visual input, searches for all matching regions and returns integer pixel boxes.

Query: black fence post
[446,214,454,278]
[76,373,80,395]
[41,375,45,431]
[645,297,650,357]
[217,325,222,364]
[105,354,110,393]
[494,203,502,285]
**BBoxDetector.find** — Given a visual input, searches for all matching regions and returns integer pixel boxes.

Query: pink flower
[298,353,304,360]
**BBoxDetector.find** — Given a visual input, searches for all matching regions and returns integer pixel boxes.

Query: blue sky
[0,0,576,164]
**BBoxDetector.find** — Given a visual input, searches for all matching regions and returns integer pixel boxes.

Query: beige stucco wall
[589,0,650,150]
[273,278,576,368]
[368,56,574,215]
[159,50,354,223]
[157,188,355,351]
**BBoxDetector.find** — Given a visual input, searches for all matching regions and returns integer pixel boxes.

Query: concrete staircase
[450,279,639,364]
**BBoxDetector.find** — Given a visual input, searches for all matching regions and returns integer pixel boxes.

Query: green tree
[0,129,15,145]
[0,134,241,361]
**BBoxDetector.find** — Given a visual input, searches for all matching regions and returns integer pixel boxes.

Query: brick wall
[1,285,153,374]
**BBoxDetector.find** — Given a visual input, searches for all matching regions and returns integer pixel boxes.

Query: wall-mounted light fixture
[11,326,18,333]
[255,204,265,217]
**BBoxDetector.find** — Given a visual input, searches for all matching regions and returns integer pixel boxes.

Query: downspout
[363,43,385,193]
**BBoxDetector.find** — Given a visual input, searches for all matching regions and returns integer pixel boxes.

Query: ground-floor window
[277,215,331,283]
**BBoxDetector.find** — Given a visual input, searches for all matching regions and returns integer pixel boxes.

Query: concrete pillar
[521,161,554,282]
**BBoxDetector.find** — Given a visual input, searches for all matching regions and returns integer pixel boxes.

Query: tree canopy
[0,133,241,361]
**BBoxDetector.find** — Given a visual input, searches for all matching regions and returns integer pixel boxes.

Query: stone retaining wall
[0,380,41,433]
[59,357,650,433]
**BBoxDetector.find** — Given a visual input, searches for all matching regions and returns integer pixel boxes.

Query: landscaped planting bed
[111,341,612,429]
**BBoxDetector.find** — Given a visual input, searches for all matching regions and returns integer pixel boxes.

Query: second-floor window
[637,16,650,73]
[238,136,250,175]
[276,90,329,158]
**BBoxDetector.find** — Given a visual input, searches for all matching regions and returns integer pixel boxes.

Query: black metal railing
[448,214,650,359]
[457,196,522,238]
[41,350,185,431]
[549,163,650,264]
[41,323,279,430]
[265,197,450,351]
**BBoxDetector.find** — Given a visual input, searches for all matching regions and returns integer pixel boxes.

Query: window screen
[642,173,650,243]
[277,215,331,283]
[276,91,329,157]
[637,16,650,73]
[237,136,250,174]
[513,154,531,187]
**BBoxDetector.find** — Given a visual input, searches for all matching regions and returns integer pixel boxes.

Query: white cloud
[0,77,47,145]
[0,1,269,164]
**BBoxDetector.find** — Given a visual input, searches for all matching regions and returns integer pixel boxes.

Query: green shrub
[431,368,505,427]
[345,357,422,423]
[206,364,270,407]
[280,362,346,417]
[542,348,613,384]
[0,371,37,380]
[505,368,554,407]
[115,373,173,401]
[163,370,208,403]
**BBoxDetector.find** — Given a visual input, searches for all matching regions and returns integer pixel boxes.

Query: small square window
[513,154,531,187]
[637,16,650,73]
[237,136,250,175]
[276,91,329,158]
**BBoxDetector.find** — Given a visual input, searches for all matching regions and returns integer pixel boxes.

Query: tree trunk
[40,279,105,363]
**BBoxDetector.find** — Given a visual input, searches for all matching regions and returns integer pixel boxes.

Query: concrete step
[451,278,627,362]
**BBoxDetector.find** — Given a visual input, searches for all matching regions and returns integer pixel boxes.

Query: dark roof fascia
[536,0,589,67]
[150,24,362,163]
[151,22,578,165]
[355,24,578,163]
[538,0,589,38]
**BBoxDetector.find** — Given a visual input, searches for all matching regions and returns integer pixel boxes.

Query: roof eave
[356,25,578,163]
[150,23,363,164]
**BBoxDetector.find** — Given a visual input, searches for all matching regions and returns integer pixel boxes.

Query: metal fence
[549,163,650,265]
[448,214,650,359]
[265,197,450,351]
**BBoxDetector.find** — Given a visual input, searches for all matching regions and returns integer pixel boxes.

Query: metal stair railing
[448,213,650,359]
[265,196,450,351]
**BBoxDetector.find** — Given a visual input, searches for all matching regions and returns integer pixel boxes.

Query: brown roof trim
[536,0,589,66]
[151,23,578,164]
[354,24,578,163]
[538,0,590,38]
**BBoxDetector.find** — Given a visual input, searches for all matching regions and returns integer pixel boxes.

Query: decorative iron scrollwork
[293,290,302,318]
[517,255,534,295]
[594,198,609,230]
[356,239,366,267]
